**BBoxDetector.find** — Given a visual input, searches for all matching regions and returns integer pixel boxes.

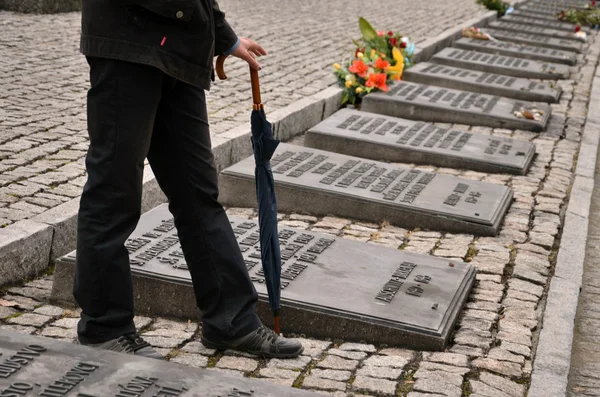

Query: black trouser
[74,57,261,344]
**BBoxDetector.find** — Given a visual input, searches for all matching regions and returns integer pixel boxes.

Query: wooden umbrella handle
[216,54,263,110]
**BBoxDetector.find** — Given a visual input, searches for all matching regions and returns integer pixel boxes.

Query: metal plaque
[501,13,589,33]
[218,143,513,236]
[482,28,583,53]
[403,62,562,102]
[53,203,477,350]
[0,331,321,396]
[360,81,551,132]
[488,20,585,42]
[431,47,570,81]
[453,37,577,66]
[304,108,535,175]
[510,9,579,22]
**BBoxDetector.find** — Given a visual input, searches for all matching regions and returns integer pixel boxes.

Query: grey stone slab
[509,9,563,21]
[501,14,589,33]
[453,38,577,66]
[220,143,513,235]
[488,21,585,42]
[53,203,477,350]
[433,47,569,80]
[403,62,562,102]
[0,330,320,396]
[482,28,583,53]
[304,109,535,175]
[0,220,52,288]
[361,81,551,132]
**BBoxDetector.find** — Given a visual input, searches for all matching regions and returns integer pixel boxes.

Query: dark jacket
[80,0,239,90]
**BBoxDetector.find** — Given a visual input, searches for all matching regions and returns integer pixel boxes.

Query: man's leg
[74,57,163,349]
[146,79,303,357]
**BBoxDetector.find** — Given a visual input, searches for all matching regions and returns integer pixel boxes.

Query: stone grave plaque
[218,143,513,235]
[510,9,567,21]
[488,21,584,42]
[360,81,551,132]
[431,47,569,80]
[482,28,583,53]
[304,108,535,175]
[453,37,577,66]
[521,2,587,12]
[52,203,477,350]
[0,330,321,396]
[403,62,562,102]
[501,14,589,33]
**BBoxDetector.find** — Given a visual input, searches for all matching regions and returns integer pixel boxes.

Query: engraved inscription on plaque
[403,62,561,102]
[305,108,535,175]
[361,81,551,132]
[502,14,589,33]
[431,47,569,81]
[53,203,477,350]
[481,28,583,53]
[453,37,577,66]
[489,21,585,42]
[220,142,513,235]
[0,332,321,396]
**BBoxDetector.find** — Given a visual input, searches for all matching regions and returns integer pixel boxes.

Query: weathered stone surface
[54,204,477,350]
[479,371,525,397]
[403,62,561,102]
[489,21,584,42]
[305,109,535,175]
[431,48,569,81]
[362,81,551,132]
[453,38,577,65]
[353,376,397,395]
[309,369,352,381]
[302,376,346,391]
[221,144,513,236]
[327,348,367,360]
[317,355,359,371]
[216,356,259,372]
[422,352,469,367]
[0,330,320,396]
[356,365,404,380]
[6,313,51,327]
[472,358,523,378]
[170,353,209,368]
[482,28,583,53]
[338,342,376,352]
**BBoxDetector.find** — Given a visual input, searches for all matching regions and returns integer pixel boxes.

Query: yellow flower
[345,74,357,84]
[345,80,354,88]
[370,49,376,58]
[333,63,342,70]
[357,52,364,59]
[386,47,405,80]
[356,87,364,94]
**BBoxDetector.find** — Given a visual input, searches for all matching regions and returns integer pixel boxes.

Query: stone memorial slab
[521,2,587,12]
[304,109,535,175]
[0,330,321,396]
[361,81,551,132]
[483,28,583,53]
[453,37,577,66]
[501,14,589,33]
[510,9,567,21]
[488,21,584,42]
[403,62,562,102]
[53,203,477,350]
[431,47,569,80]
[217,143,513,235]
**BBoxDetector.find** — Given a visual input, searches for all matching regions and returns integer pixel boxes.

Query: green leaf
[358,17,378,41]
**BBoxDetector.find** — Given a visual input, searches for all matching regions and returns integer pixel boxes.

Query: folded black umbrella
[216,55,283,334]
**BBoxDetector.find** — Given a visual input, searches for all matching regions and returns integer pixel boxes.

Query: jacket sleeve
[212,0,240,56]
[117,0,196,22]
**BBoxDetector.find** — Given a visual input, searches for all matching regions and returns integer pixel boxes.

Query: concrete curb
[527,54,600,397]
[0,9,499,287]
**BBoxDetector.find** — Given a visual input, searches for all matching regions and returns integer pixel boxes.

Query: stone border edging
[528,58,600,396]
[0,9,498,288]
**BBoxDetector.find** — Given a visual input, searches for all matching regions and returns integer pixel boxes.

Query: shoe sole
[201,338,304,359]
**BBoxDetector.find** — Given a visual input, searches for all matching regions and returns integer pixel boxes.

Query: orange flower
[375,57,390,71]
[365,73,389,92]
[348,59,369,78]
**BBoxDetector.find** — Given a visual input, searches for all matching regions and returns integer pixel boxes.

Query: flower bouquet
[333,17,415,106]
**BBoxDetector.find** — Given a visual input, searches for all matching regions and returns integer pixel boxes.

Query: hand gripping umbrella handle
[216,55,263,111]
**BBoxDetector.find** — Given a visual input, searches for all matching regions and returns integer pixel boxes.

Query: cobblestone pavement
[0,0,487,227]
[567,132,600,395]
[0,26,598,392]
